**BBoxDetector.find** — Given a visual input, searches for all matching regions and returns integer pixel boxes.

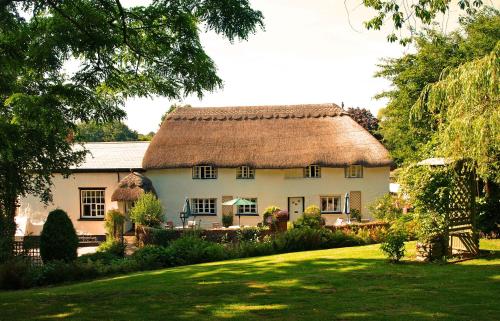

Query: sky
[120,0,495,134]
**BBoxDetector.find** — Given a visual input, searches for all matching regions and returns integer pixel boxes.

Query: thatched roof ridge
[111,172,156,202]
[143,104,392,169]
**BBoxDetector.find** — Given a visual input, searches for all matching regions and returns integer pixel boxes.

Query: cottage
[18,103,392,236]
[143,103,392,227]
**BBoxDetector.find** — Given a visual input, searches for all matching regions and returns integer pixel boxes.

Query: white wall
[147,167,390,228]
[19,172,129,236]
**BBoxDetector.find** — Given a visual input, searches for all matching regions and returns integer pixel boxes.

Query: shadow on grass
[0,248,499,321]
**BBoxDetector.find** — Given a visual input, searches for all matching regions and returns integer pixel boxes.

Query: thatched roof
[143,104,392,169]
[111,172,156,202]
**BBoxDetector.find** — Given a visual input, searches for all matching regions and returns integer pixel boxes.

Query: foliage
[97,239,125,258]
[274,228,363,253]
[0,0,263,263]
[350,209,362,223]
[138,132,155,141]
[40,209,79,263]
[476,194,500,237]
[149,228,182,247]
[346,107,381,139]
[400,165,455,243]
[0,257,34,290]
[129,193,164,227]
[166,235,228,266]
[362,0,486,44]
[375,9,500,165]
[380,228,407,262]
[412,43,500,183]
[262,206,281,227]
[293,205,325,229]
[236,227,262,243]
[222,214,234,228]
[104,209,125,240]
[132,245,172,270]
[75,121,139,142]
[369,193,405,222]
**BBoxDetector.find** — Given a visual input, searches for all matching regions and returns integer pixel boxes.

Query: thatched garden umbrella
[222,198,256,227]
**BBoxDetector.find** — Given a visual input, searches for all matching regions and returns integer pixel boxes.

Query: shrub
[0,258,34,290]
[369,193,404,222]
[132,245,171,269]
[222,214,233,227]
[167,235,228,266]
[235,238,275,258]
[97,239,125,257]
[273,227,331,252]
[105,209,125,240]
[236,226,261,243]
[293,205,325,229]
[150,228,181,247]
[262,206,280,226]
[129,192,164,227]
[350,209,362,222]
[380,228,406,262]
[40,209,79,263]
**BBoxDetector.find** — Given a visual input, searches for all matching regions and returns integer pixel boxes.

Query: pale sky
[121,0,497,133]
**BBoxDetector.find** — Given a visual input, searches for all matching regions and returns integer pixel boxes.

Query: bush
[167,235,228,266]
[129,192,164,227]
[132,245,171,269]
[97,239,125,257]
[40,209,79,263]
[262,206,280,226]
[369,193,404,222]
[222,214,233,227]
[150,228,181,247]
[105,209,125,240]
[350,209,362,222]
[236,226,261,243]
[380,228,406,262]
[235,238,275,258]
[0,258,34,290]
[293,205,325,229]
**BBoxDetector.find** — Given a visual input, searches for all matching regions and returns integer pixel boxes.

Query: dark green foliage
[132,246,172,270]
[293,205,325,229]
[273,228,363,253]
[0,258,34,290]
[97,239,125,258]
[376,8,500,165]
[167,235,228,266]
[75,121,139,142]
[0,0,263,262]
[222,214,233,228]
[380,229,407,262]
[150,228,182,247]
[350,209,362,223]
[40,210,79,263]
[476,191,500,237]
[236,227,261,243]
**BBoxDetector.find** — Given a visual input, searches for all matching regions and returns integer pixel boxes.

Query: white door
[288,197,304,222]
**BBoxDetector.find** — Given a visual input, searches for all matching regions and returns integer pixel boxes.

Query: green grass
[1,240,499,321]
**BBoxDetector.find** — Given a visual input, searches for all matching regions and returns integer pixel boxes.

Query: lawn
[0,240,499,321]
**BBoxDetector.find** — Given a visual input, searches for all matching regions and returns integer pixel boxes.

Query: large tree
[375,8,500,165]
[75,121,139,142]
[0,0,263,261]
[346,107,381,140]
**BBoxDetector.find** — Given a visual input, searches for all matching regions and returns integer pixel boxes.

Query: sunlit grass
[0,240,498,321]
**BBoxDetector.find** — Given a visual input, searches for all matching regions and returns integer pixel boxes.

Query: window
[236,166,255,179]
[191,198,217,215]
[320,196,342,213]
[80,189,105,218]
[345,165,363,178]
[304,165,321,178]
[193,165,217,179]
[237,198,257,215]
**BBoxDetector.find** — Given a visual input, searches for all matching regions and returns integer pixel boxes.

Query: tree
[75,121,139,142]
[362,0,486,44]
[40,209,79,263]
[346,107,381,139]
[138,132,155,141]
[375,8,500,165]
[0,1,263,262]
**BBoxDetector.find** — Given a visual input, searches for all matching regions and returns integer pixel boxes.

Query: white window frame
[192,165,217,179]
[236,198,258,215]
[346,165,363,178]
[304,165,321,178]
[80,189,105,219]
[191,198,217,215]
[320,195,342,213]
[236,166,255,179]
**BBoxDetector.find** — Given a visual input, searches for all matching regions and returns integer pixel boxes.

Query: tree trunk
[0,195,18,263]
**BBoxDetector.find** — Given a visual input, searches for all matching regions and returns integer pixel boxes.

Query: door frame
[287,197,305,221]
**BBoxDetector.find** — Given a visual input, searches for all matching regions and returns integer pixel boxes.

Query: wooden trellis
[447,167,479,256]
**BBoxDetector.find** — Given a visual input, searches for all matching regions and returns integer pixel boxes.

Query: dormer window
[304,165,321,178]
[345,165,363,178]
[193,165,217,179]
[237,166,255,179]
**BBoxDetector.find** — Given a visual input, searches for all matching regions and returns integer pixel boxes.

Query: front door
[288,197,304,222]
